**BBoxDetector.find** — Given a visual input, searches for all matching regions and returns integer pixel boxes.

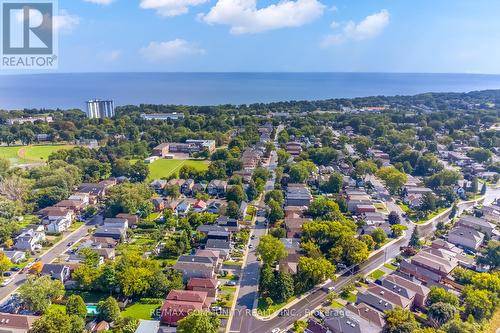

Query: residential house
[398,260,442,284]
[152,198,165,212]
[204,239,231,259]
[286,184,313,207]
[345,303,385,328]
[103,218,129,230]
[174,255,218,281]
[116,213,139,227]
[410,251,458,277]
[160,290,211,325]
[207,180,227,196]
[47,217,72,233]
[40,264,70,282]
[54,200,86,212]
[181,179,195,196]
[207,230,230,241]
[68,193,90,205]
[192,200,207,213]
[380,275,430,308]
[176,201,191,217]
[187,277,218,298]
[197,224,228,236]
[14,227,46,251]
[324,309,382,333]
[284,217,310,238]
[286,142,303,156]
[0,313,39,333]
[206,201,224,214]
[216,216,240,233]
[2,250,26,264]
[356,284,411,313]
[77,182,111,203]
[447,226,485,250]
[93,227,126,241]
[284,206,307,218]
[150,179,168,193]
[456,216,497,237]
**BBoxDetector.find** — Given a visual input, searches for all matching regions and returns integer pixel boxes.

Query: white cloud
[140,0,209,17]
[199,0,326,34]
[53,10,80,34]
[140,39,206,61]
[322,9,390,47]
[83,0,115,5]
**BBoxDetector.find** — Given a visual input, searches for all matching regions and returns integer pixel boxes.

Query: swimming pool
[86,305,98,315]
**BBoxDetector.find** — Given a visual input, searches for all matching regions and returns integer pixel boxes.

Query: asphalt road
[228,149,278,333]
[0,214,102,304]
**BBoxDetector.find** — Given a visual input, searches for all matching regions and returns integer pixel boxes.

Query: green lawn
[369,269,386,280]
[257,297,296,316]
[122,302,161,320]
[147,159,209,180]
[47,303,66,314]
[330,300,344,309]
[341,292,357,303]
[384,263,398,270]
[0,144,74,165]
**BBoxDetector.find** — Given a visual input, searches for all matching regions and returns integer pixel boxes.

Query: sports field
[0,144,74,165]
[147,159,210,180]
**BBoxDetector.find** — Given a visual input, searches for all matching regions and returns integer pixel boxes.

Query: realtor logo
[1,1,58,69]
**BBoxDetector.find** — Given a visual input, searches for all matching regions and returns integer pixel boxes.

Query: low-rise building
[174,255,218,281]
[447,226,485,250]
[160,290,210,326]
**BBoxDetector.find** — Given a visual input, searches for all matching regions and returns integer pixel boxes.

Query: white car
[271,329,281,333]
[1,278,13,287]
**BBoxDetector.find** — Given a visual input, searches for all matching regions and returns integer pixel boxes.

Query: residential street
[228,149,277,333]
[0,214,102,303]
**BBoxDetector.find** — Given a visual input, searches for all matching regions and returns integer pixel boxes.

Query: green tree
[267,199,284,224]
[391,224,407,238]
[0,157,10,178]
[442,318,480,333]
[427,302,457,327]
[97,296,121,322]
[258,264,275,297]
[355,160,378,177]
[18,275,65,313]
[477,240,500,270]
[321,172,344,193]
[409,228,421,248]
[360,234,376,251]
[289,164,309,183]
[226,200,240,219]
[256,235,287,265]
[31,310,81,333]
[463,287,495,321]
[376,167,407,194]
[177,311,220,333]
[371,228,387,246]
[384,307,419,333]
[297,257,335,290]
[65,295,87,318]
[226,185,246,204]
[0,252,11,275]
[388,211,401,225]
[307,197,346,222]
[271,270,294,303]
[293,320,308,333]
[427,286,459,306]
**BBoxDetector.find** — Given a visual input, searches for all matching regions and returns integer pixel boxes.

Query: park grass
[0,144,74,165]
[369,269,386,280]
[122,302,161,320]
[147,159,209,180]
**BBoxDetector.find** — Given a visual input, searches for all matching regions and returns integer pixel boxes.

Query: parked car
[3,272,12,277]
[271,329,281,333]
[1,278,13,287]
[226,281,237,286]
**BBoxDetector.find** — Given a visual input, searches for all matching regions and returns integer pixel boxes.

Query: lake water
[1,72,500,109]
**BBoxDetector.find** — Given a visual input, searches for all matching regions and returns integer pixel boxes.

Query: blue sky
[51,0,500,73]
